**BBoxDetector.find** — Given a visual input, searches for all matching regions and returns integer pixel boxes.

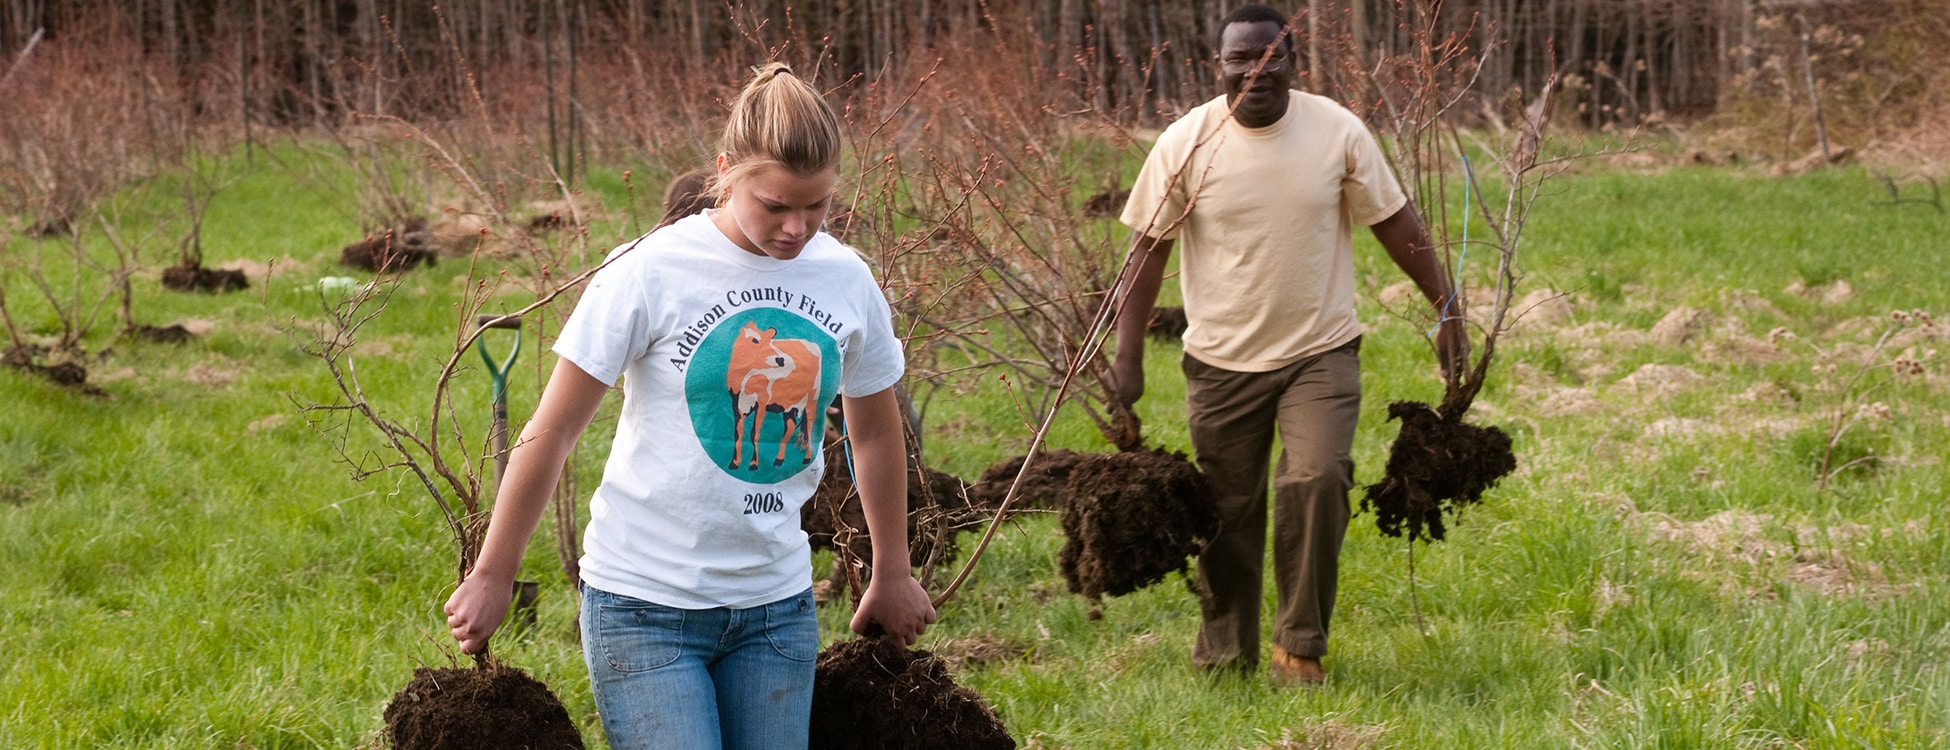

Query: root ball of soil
[383,664,584,750]
[2,347,104,394]
[41,361,89,386]
[1361,401,1517,542]
[26,214,71,238]
[802,441,975,572]
[1058,448,1216,600]
[1147,305,1188,341]
[527,212,567,231]
[1082,187,1131,218]
[160,263,248,293]
[810,636,1014,750]
[341,224,438,272]
[965,449,1091,513]
[127,324,195,343]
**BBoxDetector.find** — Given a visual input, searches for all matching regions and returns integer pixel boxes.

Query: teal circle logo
[686,308,841,484]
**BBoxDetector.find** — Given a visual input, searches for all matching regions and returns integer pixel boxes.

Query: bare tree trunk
[1796,10,1831,162]
[238,0,252,161]
[1060,0,1082,79]
[1736,0,1753,78]
[1104,0,1130,111]
[1350,0,1366,70]
[879,0,896,72]
[689,0,706,63]
[1564,0,1588,88]
[917,0,932,54]
[1306,0,1321,89]
[304,0,323,129]
[1588,0,1610,128]
[1645,3,1664,116]
[569,0,582,185]
[362,0,379,117]
[1484,0,1513,111]
[160,0,178,71]
[544,0,560,180]
[1140,1,1165,113]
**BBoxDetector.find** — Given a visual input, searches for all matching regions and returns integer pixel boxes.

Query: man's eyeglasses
[1218,51,1291,76]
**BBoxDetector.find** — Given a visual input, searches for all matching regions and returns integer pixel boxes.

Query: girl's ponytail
[716,63,843,199]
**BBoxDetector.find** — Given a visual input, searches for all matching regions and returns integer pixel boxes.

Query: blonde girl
[444,63,935,749]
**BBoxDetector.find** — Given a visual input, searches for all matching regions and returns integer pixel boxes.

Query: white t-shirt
[554,211,905,609]
[1121,91,1407,372]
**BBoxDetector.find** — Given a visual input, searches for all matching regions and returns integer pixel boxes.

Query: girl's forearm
[842,388,913,579]
[469,360,608,581]
[469,430,574,580]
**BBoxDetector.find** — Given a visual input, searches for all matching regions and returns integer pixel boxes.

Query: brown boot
[1270,645,1326,687]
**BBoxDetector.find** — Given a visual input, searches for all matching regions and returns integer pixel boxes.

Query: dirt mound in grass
[1362,401,1517,542]
[2,346,104,394]
[810,636,1014,750]
[341,220,439,272]
[383,664,583,750]
[160,262,248,293]
[1058,447,1216,601]
[126,323,196,343]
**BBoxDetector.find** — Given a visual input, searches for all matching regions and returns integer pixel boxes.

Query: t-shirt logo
[685,309,841,483]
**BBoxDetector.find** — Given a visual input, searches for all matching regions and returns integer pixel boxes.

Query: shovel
[475,313,523,482]
[474,313,539,627]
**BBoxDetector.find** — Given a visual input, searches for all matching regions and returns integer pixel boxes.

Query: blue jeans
[580,586,818,750]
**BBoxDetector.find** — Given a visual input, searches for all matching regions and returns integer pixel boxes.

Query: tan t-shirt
[1120,92,1406,372]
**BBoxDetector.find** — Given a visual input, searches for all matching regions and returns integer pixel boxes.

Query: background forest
[3,1,1949,749]
[3,0,1947,231]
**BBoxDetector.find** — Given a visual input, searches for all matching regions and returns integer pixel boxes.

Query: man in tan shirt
[1114,3,1466,686]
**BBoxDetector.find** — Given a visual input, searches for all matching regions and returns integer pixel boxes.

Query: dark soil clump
[341,221,438,272]
[40,361,89,387]
[1081,187,1131,218]
[383,664,583,750]
[810,636,1015,750]
[1059,447,1216,600]
[803,438,977,600]
[1146,305,1187,341]
[26,215,72,238]
[803,443,975,571]
[527,212,566,231]
[160,263,248,293]
[964,448,1090,513]
[1361,401,1518,542]
[127,324,195,343]
[3,347,104,395]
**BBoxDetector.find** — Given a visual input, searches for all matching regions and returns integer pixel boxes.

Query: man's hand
[1435,313,1470,383]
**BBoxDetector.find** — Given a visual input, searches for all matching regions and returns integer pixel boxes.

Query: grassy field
[2,145,1947,749]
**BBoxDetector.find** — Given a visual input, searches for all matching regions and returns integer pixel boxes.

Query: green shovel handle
[473,314,523,404]
[475,314,523,486]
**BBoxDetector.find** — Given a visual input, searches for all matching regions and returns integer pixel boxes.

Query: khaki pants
[1183,338,1360,667]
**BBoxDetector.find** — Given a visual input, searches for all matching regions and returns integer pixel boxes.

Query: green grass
[4,145,1949,748]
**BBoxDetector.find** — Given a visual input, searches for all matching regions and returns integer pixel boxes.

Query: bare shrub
[0,15,187,230]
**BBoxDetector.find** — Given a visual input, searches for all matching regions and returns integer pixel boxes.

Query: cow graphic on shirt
[726,320,822,470]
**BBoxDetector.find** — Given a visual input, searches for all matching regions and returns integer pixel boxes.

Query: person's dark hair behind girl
[655,167,716,230]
